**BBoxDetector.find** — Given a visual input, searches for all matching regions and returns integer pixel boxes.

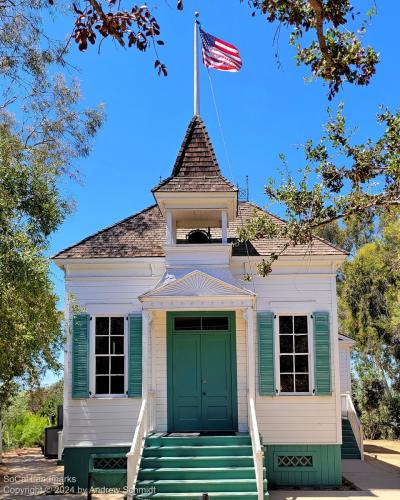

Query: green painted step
[135,493,266,499]
[341,419,361,460]
[138,467,261,480]
[143,445,253,457]
[136,433,267,499]
[136,479,257,493]
[145,435,252,447]
[141,456,254,469]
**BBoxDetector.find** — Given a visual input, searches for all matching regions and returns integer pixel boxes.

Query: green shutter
[128,314,143,397]
[72,313,90,399]
[258,312,275,396]
[313,312,332,395]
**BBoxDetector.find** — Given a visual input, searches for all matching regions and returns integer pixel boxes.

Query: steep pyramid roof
[152,115,237,193]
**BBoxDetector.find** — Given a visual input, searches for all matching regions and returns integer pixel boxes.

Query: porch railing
[341,393,364,459]
[126,398,149,500]
[57,429,64,461]
[249,396,264,500]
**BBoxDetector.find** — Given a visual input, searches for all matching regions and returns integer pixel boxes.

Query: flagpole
[194,12,200,116]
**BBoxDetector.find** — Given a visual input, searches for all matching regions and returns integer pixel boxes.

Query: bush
[5,413,48,449]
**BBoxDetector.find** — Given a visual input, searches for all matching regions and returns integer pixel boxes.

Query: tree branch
[308,0,332,64]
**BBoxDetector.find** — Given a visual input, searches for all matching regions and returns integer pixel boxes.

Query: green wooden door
[171,333,203,431]
[168,312,237,432]
[201,333,233,431]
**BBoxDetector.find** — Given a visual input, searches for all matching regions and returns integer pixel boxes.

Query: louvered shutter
[313,311,332,395]
[127,314,143,397]
[71,313,90,399]
[258,312,275,395]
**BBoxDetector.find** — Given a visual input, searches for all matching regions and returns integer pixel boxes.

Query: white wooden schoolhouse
[54,115,363,499]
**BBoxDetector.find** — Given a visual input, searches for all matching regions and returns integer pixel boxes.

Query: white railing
[249,397,264,500]
[126,398,149,500]
[341,393,364,460]
[57,429,64,461]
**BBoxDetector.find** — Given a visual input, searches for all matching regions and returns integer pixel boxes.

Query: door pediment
[140,269,254,300]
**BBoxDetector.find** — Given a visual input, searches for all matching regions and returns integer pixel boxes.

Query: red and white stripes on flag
[199,28,242,72]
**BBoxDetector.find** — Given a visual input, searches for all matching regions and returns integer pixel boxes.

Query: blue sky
[44,2,399,384]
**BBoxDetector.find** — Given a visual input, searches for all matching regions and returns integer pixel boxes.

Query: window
[95,317,125,395]
[174,316,229,331]
[278,315,310,393]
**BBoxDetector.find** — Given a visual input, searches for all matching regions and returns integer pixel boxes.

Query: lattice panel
[93,457,127,470]
[277,455,313,468]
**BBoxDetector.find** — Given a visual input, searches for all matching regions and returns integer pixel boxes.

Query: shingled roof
[152,115,237,193]
[53,201,348,260]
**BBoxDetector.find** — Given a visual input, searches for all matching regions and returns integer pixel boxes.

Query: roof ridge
[52,204,159,259]
[240,200,286,225]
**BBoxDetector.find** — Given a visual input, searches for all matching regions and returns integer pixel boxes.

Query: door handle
[202,392,206,396]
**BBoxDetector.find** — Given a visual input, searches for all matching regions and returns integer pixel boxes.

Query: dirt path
[0,448,65,499]
[0,447,123,499]
[364,440,400,470]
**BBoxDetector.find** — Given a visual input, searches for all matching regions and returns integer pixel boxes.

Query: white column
[221,209,228,244]
[142,310,154,428]
[166,210,174,244]
[246,307,256,401]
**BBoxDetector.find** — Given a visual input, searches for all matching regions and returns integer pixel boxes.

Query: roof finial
[194,12,200,116]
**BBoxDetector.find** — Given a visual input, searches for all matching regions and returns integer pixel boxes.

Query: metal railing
[341,393,364,460]
[126,398,149,499]
[249,396,264,500]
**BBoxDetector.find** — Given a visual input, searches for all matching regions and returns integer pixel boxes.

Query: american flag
[199,28,242,72]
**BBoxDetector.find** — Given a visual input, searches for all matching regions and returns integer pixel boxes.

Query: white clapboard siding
[64,259,340,447]
[249,269,340,445]
[64,399,141,446]
[64,268,161,447]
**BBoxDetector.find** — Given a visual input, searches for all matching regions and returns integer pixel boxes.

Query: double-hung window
[278,315,310,394]
[95,317,125,395]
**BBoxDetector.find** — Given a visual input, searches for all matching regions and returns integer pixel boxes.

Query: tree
[67,1,378,99]
[29,380,63,425]
[239,106,400,276]
[352,358,388,439]
[1,381,63,450]
[0,0,104,407]
[314,214,376,255]
[338,212,400,437]
[340,213,400,393]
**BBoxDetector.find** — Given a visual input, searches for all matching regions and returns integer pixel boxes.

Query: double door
[168,314,237,432]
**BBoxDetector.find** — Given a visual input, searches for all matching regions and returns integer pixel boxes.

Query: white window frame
[274,313,314,396]
[90,315,128,399]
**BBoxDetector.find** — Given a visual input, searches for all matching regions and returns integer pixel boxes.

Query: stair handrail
[341,393,364,460]
[57,429,64,462]
[126,398,148,499]
[249,396,264,500]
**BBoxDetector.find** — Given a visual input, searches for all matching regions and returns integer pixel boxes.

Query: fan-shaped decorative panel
[146,270,251,298]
